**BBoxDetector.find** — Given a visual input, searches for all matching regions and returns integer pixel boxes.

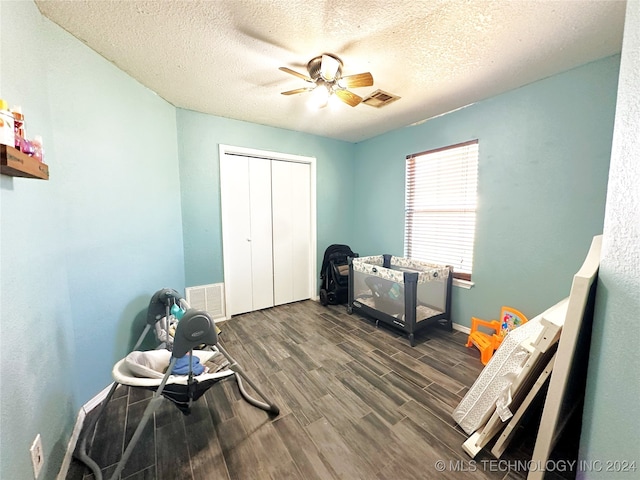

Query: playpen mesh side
[352,256,449,321]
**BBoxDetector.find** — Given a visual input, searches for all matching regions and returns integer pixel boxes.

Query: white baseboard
[56,383,113,479]
[452,322,470,334]
[56,407,86,480]
[83,382,114,413]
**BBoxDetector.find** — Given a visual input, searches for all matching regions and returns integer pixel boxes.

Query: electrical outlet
[30,434,44,478]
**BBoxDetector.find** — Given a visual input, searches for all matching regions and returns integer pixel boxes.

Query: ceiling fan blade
[279,67,312,82]
[341,72,374,88]
[334,89,363,107]
[281,88,312,95]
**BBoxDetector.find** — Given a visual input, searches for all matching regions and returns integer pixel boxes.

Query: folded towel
[172,353,205,375]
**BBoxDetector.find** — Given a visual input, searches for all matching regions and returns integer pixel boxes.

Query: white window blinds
[404,140,479,280]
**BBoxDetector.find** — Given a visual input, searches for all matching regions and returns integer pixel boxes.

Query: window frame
[404,139,479,282]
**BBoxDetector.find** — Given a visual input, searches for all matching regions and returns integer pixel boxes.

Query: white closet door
[220,156,252,316]
[220,155,274,316]
[248,158,274,310]
[271,160,311,305]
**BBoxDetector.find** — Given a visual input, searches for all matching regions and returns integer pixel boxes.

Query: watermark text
[433,459,638,474]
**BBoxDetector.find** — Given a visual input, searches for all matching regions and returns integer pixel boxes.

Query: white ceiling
[35,0,626,143]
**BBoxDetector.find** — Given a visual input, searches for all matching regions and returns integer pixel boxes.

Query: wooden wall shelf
[0,145,49,180]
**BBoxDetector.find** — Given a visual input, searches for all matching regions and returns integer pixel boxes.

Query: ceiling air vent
[362,89,401,108]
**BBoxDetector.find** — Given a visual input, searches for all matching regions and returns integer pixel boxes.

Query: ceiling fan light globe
[308,84,330,109]
[327,94,342,109]
[320,54,341,82]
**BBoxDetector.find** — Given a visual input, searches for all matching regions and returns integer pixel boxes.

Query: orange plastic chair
[466,306,528,365]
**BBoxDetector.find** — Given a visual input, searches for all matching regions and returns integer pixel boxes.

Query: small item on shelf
[0,99,15,148]
[20,137,35,156]
[32,135,44,162]
[11,106,25,150]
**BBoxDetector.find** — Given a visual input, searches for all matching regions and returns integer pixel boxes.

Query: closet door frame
[219,144,317,316]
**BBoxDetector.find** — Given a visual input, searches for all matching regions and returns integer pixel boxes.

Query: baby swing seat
[75,288,280,480]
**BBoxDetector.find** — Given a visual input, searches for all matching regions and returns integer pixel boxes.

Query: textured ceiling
[35,0,626,143]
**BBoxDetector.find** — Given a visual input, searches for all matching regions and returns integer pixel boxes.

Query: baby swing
[75,288,280,480]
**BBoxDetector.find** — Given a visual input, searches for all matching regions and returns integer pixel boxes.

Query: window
[404,140,479,281]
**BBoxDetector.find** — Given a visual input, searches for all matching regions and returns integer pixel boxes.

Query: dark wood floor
[66,300,578,480]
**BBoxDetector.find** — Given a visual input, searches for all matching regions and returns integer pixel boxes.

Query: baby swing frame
[74,288,279,480]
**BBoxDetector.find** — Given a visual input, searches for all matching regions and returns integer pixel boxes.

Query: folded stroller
[319,244,357,305]
[75,288,279,480]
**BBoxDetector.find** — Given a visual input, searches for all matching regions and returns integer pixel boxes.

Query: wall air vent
[185,283,226,320]
[362,89,401,108]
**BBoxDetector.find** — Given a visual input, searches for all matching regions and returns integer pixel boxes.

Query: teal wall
[352,56,619,328]
[1,2,184,479]
[580,0,640,475]
[176,109,355,288]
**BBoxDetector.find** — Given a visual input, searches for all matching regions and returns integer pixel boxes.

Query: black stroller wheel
[319,289,329,306]
[327,291,337,305]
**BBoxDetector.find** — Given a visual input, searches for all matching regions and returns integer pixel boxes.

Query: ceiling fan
[279,54,373,108]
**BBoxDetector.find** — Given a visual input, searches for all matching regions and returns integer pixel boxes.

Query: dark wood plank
[336,340,392,376]
[382,370,434,405]
[297,333,355,365]
[122,466,156,480]
[272,413,338,480]
[344,360,408,406]
[237,409,294,480]
[88,395,127,469]
[312,394,396,472]
[267,370,323,426]
[390,416,501,480]
[335,369,405,425]
[305,417,377,480]
[128,384,153,404]
[183,396,230,480]
[278,338,321,371]
[269,319,309,344]
[311,368,372,419]
[268,461,303,480]
[155,412,192,480]
[121,398,155,478]
[386,417,461,480]
[419,351,484,387]
[279,357,330,401]
[372,348,466,393]
[369,348,433,388]
[349,328,402,356]
[204,379,237,425]
[399,400,469,456]
[215,416,265,480]
[243,337,284,375]
[425,381,465,409]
